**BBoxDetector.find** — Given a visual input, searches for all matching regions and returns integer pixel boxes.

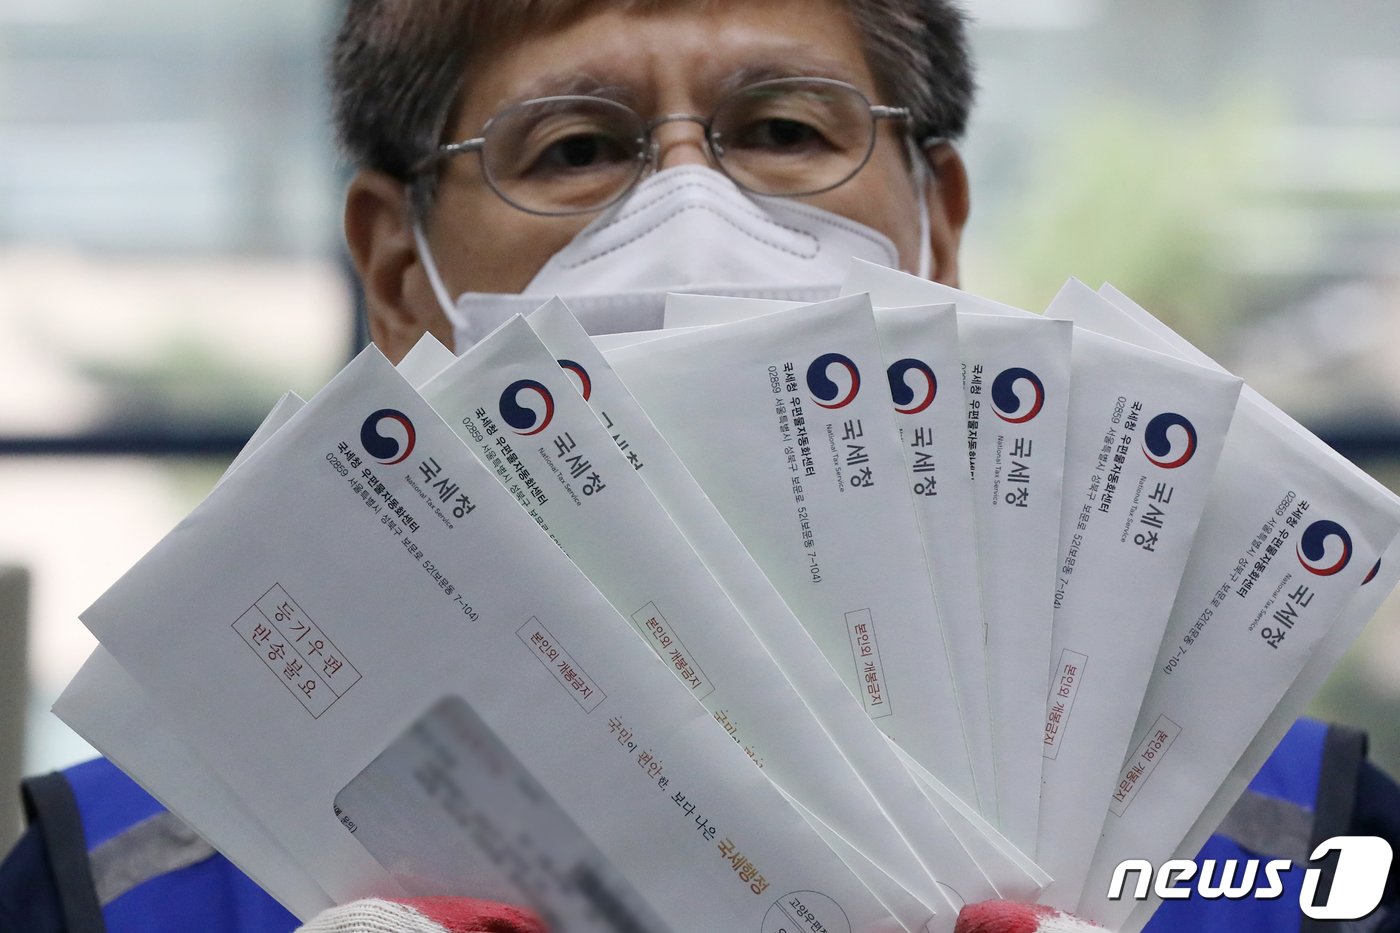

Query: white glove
[295,896,545,933]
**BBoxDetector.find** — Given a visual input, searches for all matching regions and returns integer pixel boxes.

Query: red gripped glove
[295,897,546,933]
[954,899,1103,933]
[296,895,1097,933]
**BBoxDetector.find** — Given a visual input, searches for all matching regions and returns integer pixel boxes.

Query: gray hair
[329,0,976,217]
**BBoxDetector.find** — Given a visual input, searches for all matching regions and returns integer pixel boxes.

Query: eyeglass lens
[479,79,880,215]
[482,97,649,215]
[711,79,875,197]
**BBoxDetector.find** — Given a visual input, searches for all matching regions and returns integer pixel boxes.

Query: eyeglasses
[413,76,914,216]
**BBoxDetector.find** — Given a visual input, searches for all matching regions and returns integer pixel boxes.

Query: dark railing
[5,423,1400,465]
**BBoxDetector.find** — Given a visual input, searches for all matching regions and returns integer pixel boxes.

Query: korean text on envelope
[531,297,1007,907]
[1058,288,1400,929]
[664,293,999,822]
[839,261,1073,849]
[421,315,948,926]
[1032,307,1242,908]
[604,294,978,807]
[79,347,900,933]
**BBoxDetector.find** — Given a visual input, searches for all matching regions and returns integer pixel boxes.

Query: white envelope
[871,305,997,822]
[54,647,336,918]
[836,263,1074,851]
[665,293,999,823]
[56,354,520,924]
[777,789,938,929]
[840,259,1032,320]
[603,295,978,807]
[952,313,1073,854]
[662,293,795,328]
[1054,288,1400,929]
[889,740,1051,902]
[420,316,947,927]
[225,390,308,475]
[393,332,457,387]
[51,352,453,921]
[78,347,900,933]
[590,327,705,352]
[1083,284,1400,932]
[635,294,1058,892]
[530,298,1011,908]
[1032,294,1243,907]
[1120,533,1400,933]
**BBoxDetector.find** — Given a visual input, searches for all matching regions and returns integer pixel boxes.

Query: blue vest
[3,756,297,933]
[1143,717,1367,933]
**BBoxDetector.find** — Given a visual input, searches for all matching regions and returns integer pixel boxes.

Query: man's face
[348,0,969,359]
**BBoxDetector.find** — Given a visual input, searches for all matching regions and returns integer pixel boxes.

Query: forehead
[453,0,879,126]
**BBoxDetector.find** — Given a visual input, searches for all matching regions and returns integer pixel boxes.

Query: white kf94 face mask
[414,163,932,350]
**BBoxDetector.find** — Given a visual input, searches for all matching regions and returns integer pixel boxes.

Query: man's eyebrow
[483,56,877,123]
[502,71,641,108]
[715,57,869,99]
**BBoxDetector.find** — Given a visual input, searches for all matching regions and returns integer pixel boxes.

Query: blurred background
[2,0,1399,850]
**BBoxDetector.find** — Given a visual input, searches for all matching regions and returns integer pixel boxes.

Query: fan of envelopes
[61,260,1400,933]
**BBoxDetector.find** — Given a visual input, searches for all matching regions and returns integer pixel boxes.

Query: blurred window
[0,0,349,775]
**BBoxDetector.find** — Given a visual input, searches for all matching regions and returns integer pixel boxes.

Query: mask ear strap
[908,140,934,280]
[409,205,461,325]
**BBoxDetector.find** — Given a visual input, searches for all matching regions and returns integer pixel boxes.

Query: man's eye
[535,133,631,171]
[733,118,827,152]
